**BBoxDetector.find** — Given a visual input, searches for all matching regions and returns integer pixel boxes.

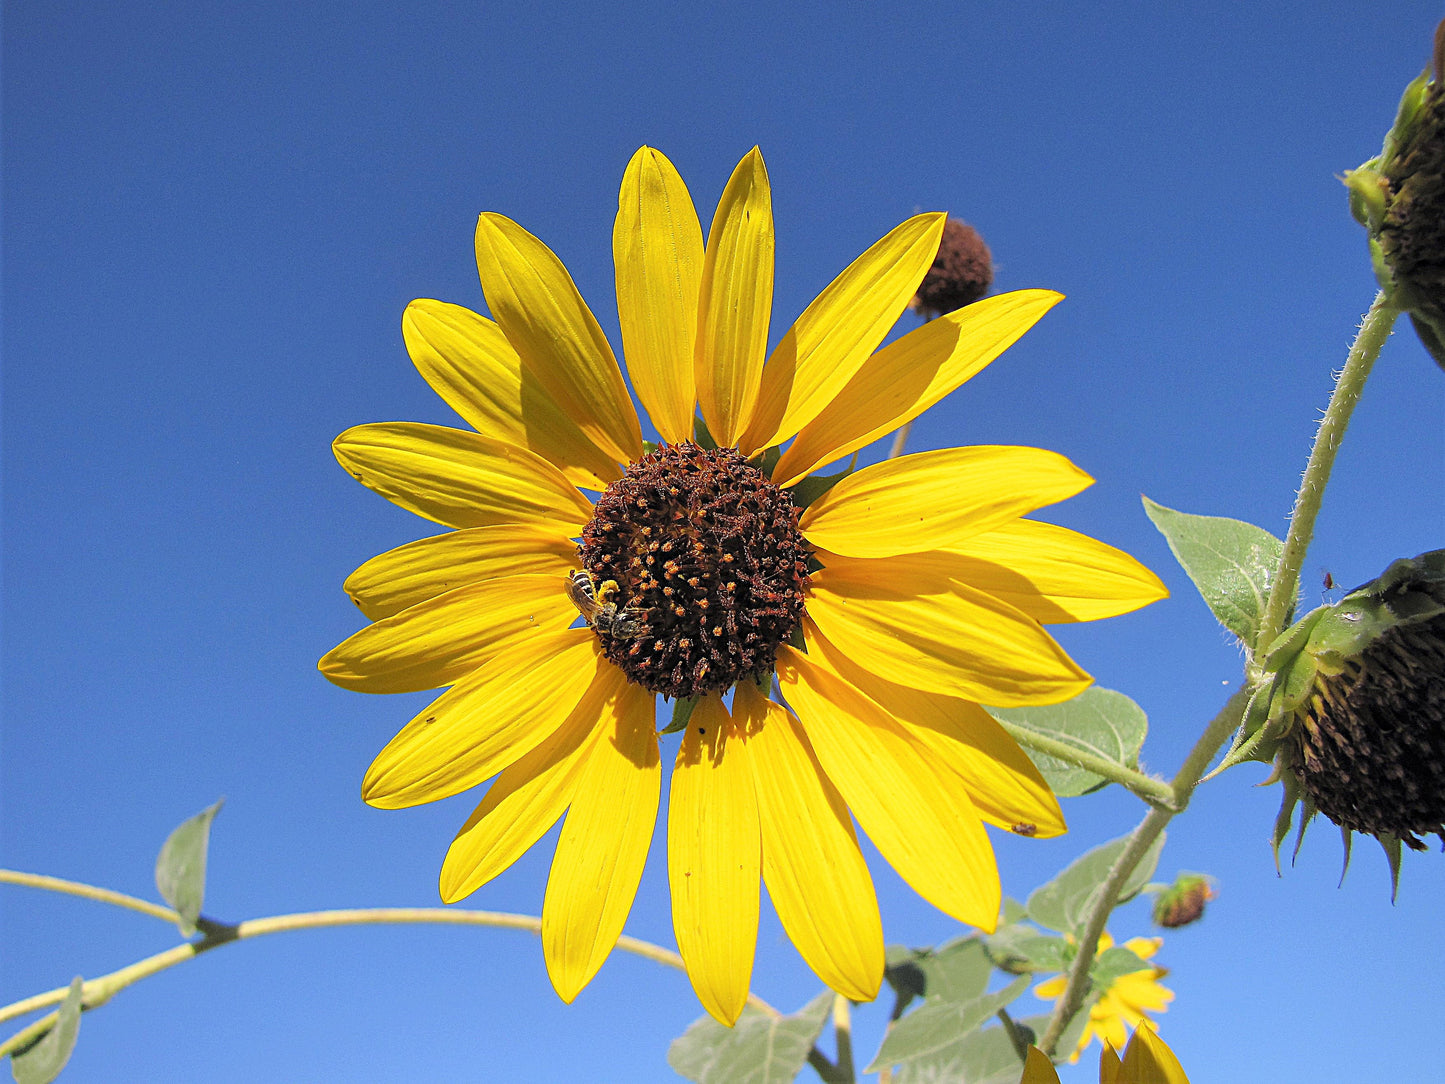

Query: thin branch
[992,722,1177,808]
[1037,691,1246,1056]
[0,870,179,925]
[0,900,784,1049]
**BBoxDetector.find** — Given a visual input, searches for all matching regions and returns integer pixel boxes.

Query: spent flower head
[1344,19,1445,368]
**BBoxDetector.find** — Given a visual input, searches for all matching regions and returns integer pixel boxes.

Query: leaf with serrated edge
[668,992,831,1084]
[11,976,83,1084]
[155,800,223,936]
[987,688,1147,797]
[1142,497,1283,645]
[1026,833,1166,937]
[868,975,1029,1072]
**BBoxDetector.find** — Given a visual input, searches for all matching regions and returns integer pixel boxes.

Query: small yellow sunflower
[320,146,1167,1025]
[1034,933,1176,1062]
[1019,1021,1191,1084]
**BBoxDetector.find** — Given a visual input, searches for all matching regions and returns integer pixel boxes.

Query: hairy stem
[1037,691,1246,1056]
[1255,293,1398,655]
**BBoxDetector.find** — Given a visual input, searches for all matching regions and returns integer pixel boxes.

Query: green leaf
[1025,831,1167,937]
[11,976,83,1084]
[1089,945,1150,987]
[667,992,831,1084]
[983,924,1072,974]
[1142,496,1284,644]
[155,800,223,936]
[868,975,1029,1073]
[886,1019,1031,1084]
[987,687,1147,796]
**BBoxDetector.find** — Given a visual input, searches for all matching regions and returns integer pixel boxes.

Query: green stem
[0,870,180,925]
[993,721,1176,808]
[1255,293,1399,655]
[831,995,856,1083]
[1036,690,1246,1057]
[0,896,786,1053]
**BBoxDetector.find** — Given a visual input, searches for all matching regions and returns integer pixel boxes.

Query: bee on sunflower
[320,146,1166,1024]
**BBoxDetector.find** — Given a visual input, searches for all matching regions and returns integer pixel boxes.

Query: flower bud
[1344,20,1445,368]
[1150,874,1217,929]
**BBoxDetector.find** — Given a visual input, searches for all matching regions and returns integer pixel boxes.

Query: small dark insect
[565,570,645,637]
[1322,570,1336,591]
[1010,822,1038,837]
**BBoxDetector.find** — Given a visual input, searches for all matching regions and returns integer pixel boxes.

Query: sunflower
[320,146,1167,1025]
[1033,933,1176,1062]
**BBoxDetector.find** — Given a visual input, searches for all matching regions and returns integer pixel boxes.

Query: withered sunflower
[320,146,1166,1024]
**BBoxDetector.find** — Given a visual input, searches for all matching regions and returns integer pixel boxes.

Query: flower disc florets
[578,441,812,700]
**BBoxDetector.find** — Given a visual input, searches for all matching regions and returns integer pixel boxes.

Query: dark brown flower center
[578,441,811,700]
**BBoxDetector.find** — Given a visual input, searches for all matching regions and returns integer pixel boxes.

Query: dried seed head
[1286,559,1445,850]
[1344,20,1445,368]
[909,218,994,318]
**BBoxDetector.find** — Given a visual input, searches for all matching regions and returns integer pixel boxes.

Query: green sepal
[1380,833,1404,903]
[660,695,700,735]
[9,977,84,1084]
[785,463,854,512]
[692,413,719,451]
[1270,760,1305,873]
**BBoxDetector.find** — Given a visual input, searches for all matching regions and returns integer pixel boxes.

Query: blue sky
[4,2,1443,1080]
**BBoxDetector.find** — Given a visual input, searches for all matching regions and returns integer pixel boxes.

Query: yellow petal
[737,213,946,456]
[320,573,579,693]
[402,299,622,490]
[668,695,760,1026]
[806,554,1093,707]
[344,525,580,621]
[1101,1044,1123,1084]
[439,661,635,903]
[695,147,773,447]
[614,147,704,445]
[734,681,883,1001]
[799,446,1092,559]
[1120,1023,1190,1084]
[333,422,594,534]
[474,212,642,465]
[936,523,1173,624]
[773,290,1063,487]
[1033,975,1066,1000]
[803,620,1064,837]
[940,519,1169,623]
[543,677,661,1001]
[1020,1047,1062,1084]
[775,646,1001,930]
[361,629,600,809]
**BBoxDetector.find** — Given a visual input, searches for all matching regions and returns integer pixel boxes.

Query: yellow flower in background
[1034,934,1175,1062]
[320,145,1168,1025]
[1019,1021,1190,1084]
